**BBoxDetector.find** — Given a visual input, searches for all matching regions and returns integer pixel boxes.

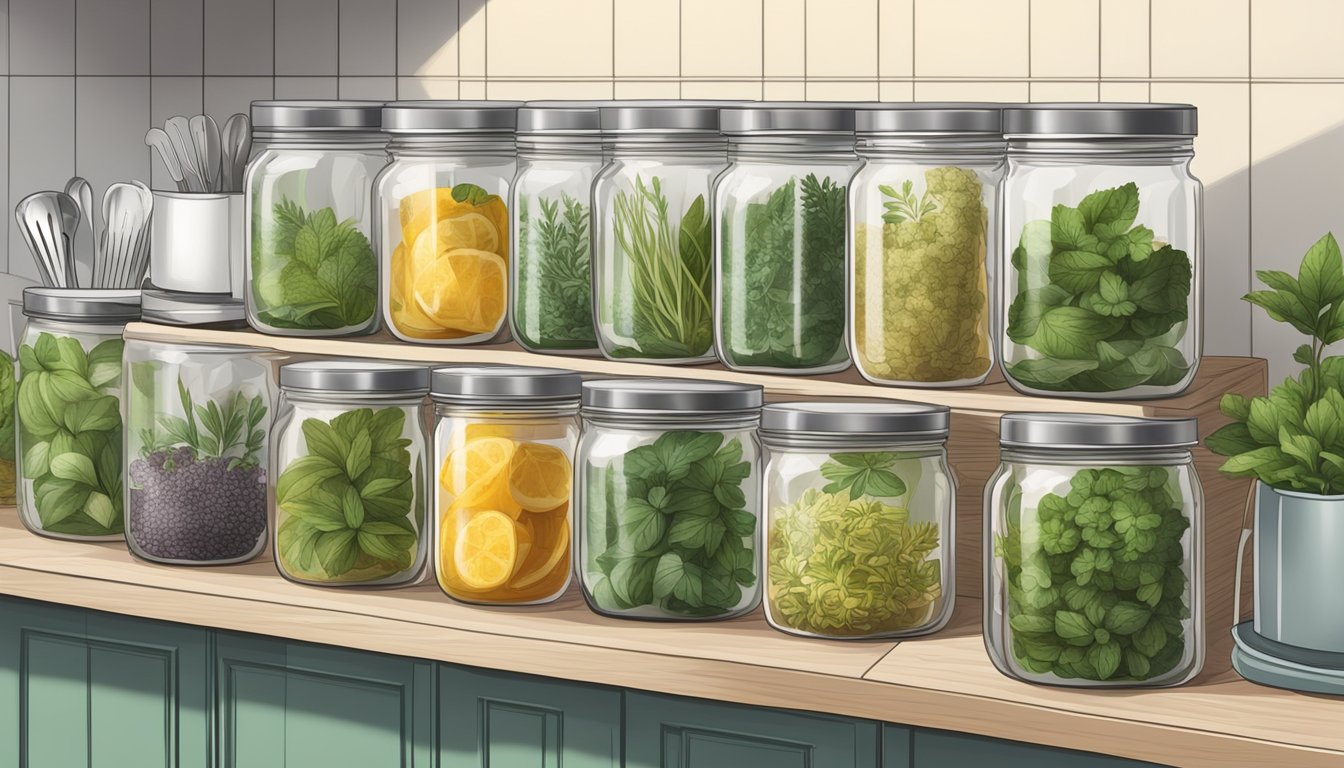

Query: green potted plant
[1207,232,1344,654]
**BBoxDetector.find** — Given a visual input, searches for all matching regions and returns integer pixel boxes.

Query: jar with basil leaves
[273,361,430,587]
[577,379,762,620]
[762,402,954,639]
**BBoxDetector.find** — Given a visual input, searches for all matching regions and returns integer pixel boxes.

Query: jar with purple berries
[123,338,276,565]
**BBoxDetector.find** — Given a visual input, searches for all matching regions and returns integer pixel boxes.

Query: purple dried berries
[128,446,266,562]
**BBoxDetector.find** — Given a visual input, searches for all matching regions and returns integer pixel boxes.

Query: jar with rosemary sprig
[592,102,730,364]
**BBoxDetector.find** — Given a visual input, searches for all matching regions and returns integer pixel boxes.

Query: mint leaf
[1050,205,1098,253]
[1030,307,1124,360]
[819,452,908,498]
[1078,182,1139,235]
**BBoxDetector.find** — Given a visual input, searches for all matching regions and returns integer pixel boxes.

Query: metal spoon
[165,115,202,193]
[190,114,222,193]
[65,177,96,283]
[15,191,80,288]
[145,127,188,192]
[220,113,251,193]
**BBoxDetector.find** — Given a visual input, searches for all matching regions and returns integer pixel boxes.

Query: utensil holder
[150,191,243,298]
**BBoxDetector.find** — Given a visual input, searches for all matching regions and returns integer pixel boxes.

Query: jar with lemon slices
[375,101,520,344]
[431,366,580,605]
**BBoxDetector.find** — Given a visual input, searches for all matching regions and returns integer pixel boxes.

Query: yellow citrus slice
[439,437,520,517]
[508,442,571,513]
[462,422,570,442]
[473,197,510,256]
[512,518,535,579]
[413,248,507,335]
[399,188,471,245]
[390,244,450,334]
[511,516,570,590]
[408,212,501,275]
[453,509,517,590]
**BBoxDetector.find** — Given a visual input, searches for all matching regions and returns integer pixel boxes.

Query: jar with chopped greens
[1000,104,1202,399]
[577,379,762,620]
[592,103,728,364]
[714,104,856,374]
[985,414,1204,688]
[849,105,1002,388]
[762,402,954,639]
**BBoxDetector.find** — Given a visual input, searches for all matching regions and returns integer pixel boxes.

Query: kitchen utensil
[98,182,153,289]
[190,114,222,193]
[150,190,243,297]
[220,113,251,193]
[166,116,203,193]
[65,177,96,284]
[14,191,80,288]
[146,127,188,192]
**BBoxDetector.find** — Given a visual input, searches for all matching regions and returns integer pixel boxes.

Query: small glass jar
[15,289,139,540]
[593,102,728,364]
[123,339,275,565]
[577,379,762,620]
[999,104,1202,399]
[510,103,602,355]
[984,414,1204,688]
[714,104,857,374]
[431,365,581,605]
[245,101,386,337]
[0,348,15,506]
[761,402,954,639]
[376,101,519,344]
[273,361,430,587]
[849,105,1003,387]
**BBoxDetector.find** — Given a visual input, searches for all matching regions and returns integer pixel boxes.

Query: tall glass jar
[376,101,519,344]
[849,105,1002,387]
[431,365,581,605]
[984,414,1204,688]
[593,102,728,364]
[124,339,275,565]
[245,101,386,337]
[577,379,762,620]
[15,289,139,540]
[714,104,856,374]
[999,104,1202,399]
[273,361,430,587]
[510,103,602,355]
[761,402,954,639]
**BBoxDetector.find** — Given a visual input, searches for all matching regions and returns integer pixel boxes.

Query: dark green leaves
[251,199,377,331]
[819,452,908,498]
[514,193,596,349]
[135,369,268,468]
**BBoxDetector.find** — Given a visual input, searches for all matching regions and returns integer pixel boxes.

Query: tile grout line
[1246,0,1254,358]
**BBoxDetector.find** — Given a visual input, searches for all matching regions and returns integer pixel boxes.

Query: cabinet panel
[17,606,89,768]
[216,633,286,768]
[912,729,1166,767]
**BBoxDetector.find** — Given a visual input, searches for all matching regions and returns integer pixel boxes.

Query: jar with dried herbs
[761,402,954,639]
[849,105,1003,387]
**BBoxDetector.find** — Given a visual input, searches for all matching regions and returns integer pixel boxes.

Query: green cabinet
[895,725,1163,767]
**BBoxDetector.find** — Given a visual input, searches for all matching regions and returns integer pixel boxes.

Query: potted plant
[1208,232,1344,654]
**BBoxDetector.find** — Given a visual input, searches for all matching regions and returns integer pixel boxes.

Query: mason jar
[761,402,954,639]
[577,379,762,620]
[714,104,857,374]
[123,338,275,565]
[376,101,519,344]
[273,361,430,586]
[245,101,386,337]
[15,288,139,540]
[984,413,1204,687]
[510,103,602,355]
[431,365,581,605]
[999,104,1202,399]
[849,104,1002,387]
[593,102,728,364]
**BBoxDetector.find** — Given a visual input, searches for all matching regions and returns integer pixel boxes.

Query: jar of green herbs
[592,102,729,364]
[714,104,856,374]
[761,402,954,639]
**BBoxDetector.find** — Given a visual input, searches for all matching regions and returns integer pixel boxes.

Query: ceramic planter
[1254,483,1344,653]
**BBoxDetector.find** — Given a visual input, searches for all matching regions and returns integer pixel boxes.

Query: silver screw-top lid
[280,360,430,394]
[22,288,140,323]
[999,413,1198,450]
[761,401,949,440]
[1003,103,1197,137]
[855,102,1002,134]
[139,287,245,327]
[250,100,384,131]
[599,101,729,134]
[517,101,602,134]
[382,100,522,133]
[719,102,856,134]
[430,365,582,404]
[581,379,763,415]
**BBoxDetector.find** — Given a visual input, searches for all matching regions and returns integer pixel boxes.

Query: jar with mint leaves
[999,104,1202,399]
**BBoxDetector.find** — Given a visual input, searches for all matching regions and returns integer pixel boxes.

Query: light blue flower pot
[1254,484,1344,653]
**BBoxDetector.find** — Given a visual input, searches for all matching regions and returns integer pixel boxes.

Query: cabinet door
[625,691,880,768]
[440,666,621,768]
[910,729,1166,767]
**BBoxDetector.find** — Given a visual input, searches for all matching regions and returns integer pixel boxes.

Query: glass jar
[984,414,1204,687]
[999,104,1202,399]
[0,348,15,506]
[714,104,856,374]
[123,339,275,565]
[577,379,762,620]
[510,103,602,355]
[431,365,581,605]
[593,102,728,364]
[273,361,430,586]
[376,101,519,344]
[245,101,386,337]
[761,402,954,639]
[849,105,1003,387]
[15,289,139,540]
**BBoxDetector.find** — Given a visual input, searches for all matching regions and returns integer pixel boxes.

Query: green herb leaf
[819,452,908,498]
[251,199,377,331]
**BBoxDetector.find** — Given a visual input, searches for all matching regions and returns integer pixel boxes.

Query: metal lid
[382,100,522,133]
[719,102,856,134]
[430,365,582,404]
[139,287,245,327]
[855,102,1002,134]
[279,360,430,394]
[999,413,1198,450]
[250,100,384,131]
[760,401,949,439]
[517,102,601,134]
[581,379,762,414]
[599,101,729,134]
[1003,103,1197,137]
[22,288,140,322]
